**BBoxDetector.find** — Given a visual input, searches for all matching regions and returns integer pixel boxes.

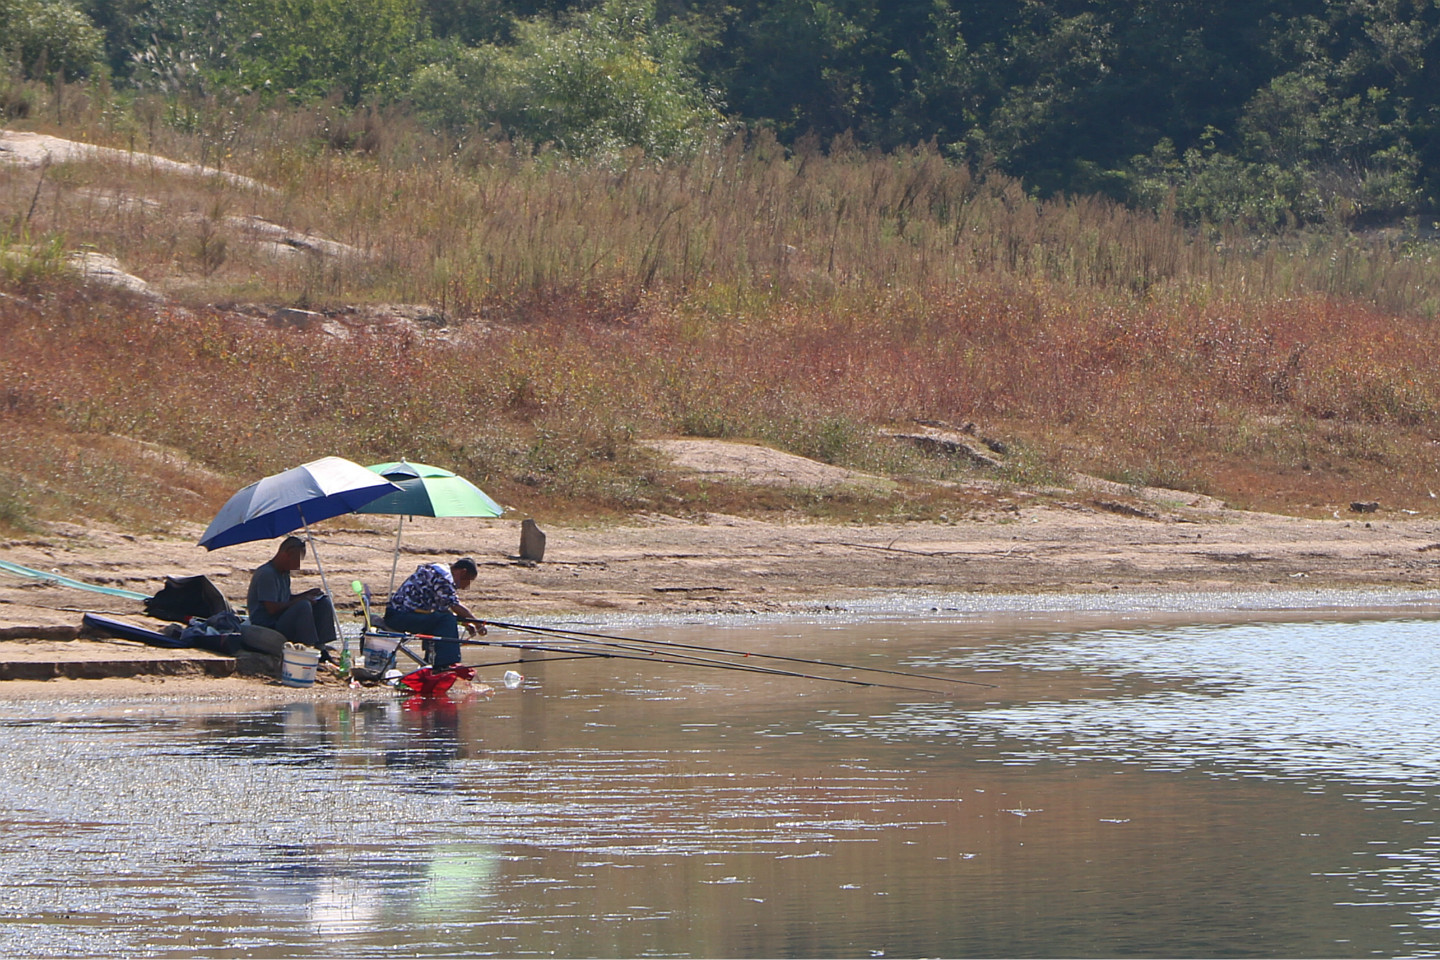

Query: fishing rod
[469,618,997,689]
[450,632,951,695]
[358,632,615,679]
[360,620,960,694]
[467,654,599,669]
[357,626,611,670]
[375,626,952,695]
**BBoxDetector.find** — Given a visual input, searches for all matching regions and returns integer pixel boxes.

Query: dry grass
[13,85,1440,316]
[4,82,1440,533]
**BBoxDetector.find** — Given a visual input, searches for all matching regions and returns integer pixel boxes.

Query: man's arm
[262,588,322,617]
[450,601,483,635]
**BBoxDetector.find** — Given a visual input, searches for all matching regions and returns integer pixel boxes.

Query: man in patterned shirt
[384,557,482,668]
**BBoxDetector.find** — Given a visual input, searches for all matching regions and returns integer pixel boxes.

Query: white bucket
[363,634,398,673]
[281,645,321,687]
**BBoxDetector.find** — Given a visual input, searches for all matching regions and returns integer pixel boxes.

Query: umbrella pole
[298,506,346,661]
[388,515,404,597]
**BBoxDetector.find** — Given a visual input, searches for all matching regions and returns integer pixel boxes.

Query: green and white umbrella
[358,460,504,594]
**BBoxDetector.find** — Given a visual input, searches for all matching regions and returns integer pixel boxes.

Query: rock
[271,307,325,329]
[982,436,1009,455]
[1350,501,1380,513]
[643,439,889,491]
[0,624,79,641]
[228,215,362,259]
[519,518,547,562]
[888,431,1004,469]
[235,649,281,677]
[0,130,270,192]
[67,252,160,298]
[1094,499,1159,519]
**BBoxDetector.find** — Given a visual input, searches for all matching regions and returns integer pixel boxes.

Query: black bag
[144,575,232,623]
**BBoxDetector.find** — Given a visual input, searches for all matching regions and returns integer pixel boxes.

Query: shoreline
[3,504,1440,700]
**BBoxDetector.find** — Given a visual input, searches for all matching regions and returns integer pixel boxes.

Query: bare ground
[3,439,1440,699]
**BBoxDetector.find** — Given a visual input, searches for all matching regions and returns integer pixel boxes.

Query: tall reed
[11,83,1440,317]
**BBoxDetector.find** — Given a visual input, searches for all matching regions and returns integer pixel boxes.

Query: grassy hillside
[4,87,1440,534]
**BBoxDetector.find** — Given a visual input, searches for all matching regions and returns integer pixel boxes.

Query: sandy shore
[10,439,1438,630]
[3,492,1440,700]
[5,501,1440,626]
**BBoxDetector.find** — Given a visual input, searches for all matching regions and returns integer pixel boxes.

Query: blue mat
[82,613,188,648]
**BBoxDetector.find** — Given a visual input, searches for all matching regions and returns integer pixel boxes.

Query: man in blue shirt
[245,536,337,657]
[385,558,481,668]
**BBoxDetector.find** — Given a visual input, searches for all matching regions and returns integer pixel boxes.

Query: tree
[75,0,148,77]
[0,0,103,79]
[229,0,426,103]
[410,0,722,156]
[692,0,960,147]
[1125,0,1436,226]
[957,6,1118,193]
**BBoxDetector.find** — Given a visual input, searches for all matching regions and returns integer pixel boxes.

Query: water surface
[3,597,1440,957]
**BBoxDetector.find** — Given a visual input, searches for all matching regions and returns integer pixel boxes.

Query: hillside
[4,114,1440,542]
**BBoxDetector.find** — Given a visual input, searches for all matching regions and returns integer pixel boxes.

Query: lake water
[3,592,1440,958]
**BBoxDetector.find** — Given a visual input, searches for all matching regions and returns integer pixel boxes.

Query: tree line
[4,0,1439,229]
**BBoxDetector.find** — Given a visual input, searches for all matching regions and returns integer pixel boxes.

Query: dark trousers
[384,607,461,668]
[273,596,337,651]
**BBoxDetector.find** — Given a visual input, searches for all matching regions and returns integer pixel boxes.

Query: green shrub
[410,0,721,157]
[0,474,33,530]
[0,0,102,80]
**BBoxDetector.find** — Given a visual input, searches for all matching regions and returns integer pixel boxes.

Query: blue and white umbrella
[199,456,399,550]
[199,457,400,627]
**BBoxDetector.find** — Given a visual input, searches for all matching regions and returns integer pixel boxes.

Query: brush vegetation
[3,83,1440,534]
[10,0,1440,228]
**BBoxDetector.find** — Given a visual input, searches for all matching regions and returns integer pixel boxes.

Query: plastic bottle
[503,670,523,689]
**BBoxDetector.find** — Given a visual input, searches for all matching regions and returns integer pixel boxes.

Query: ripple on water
[5,609,1440,958]
[818,615,1440,956]
[0,698,935,954]
[824,618,1440,786]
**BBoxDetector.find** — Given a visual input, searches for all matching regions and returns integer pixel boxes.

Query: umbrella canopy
[357,460,504,595]
[357,461,503,518]
[199,456,400,551]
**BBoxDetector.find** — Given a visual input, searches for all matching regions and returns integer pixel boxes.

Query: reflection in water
[0,610,1438,956]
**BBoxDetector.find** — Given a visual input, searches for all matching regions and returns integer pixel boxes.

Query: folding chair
[351,581,429,680]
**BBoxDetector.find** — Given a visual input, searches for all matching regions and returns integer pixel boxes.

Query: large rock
[68,252,159,298]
